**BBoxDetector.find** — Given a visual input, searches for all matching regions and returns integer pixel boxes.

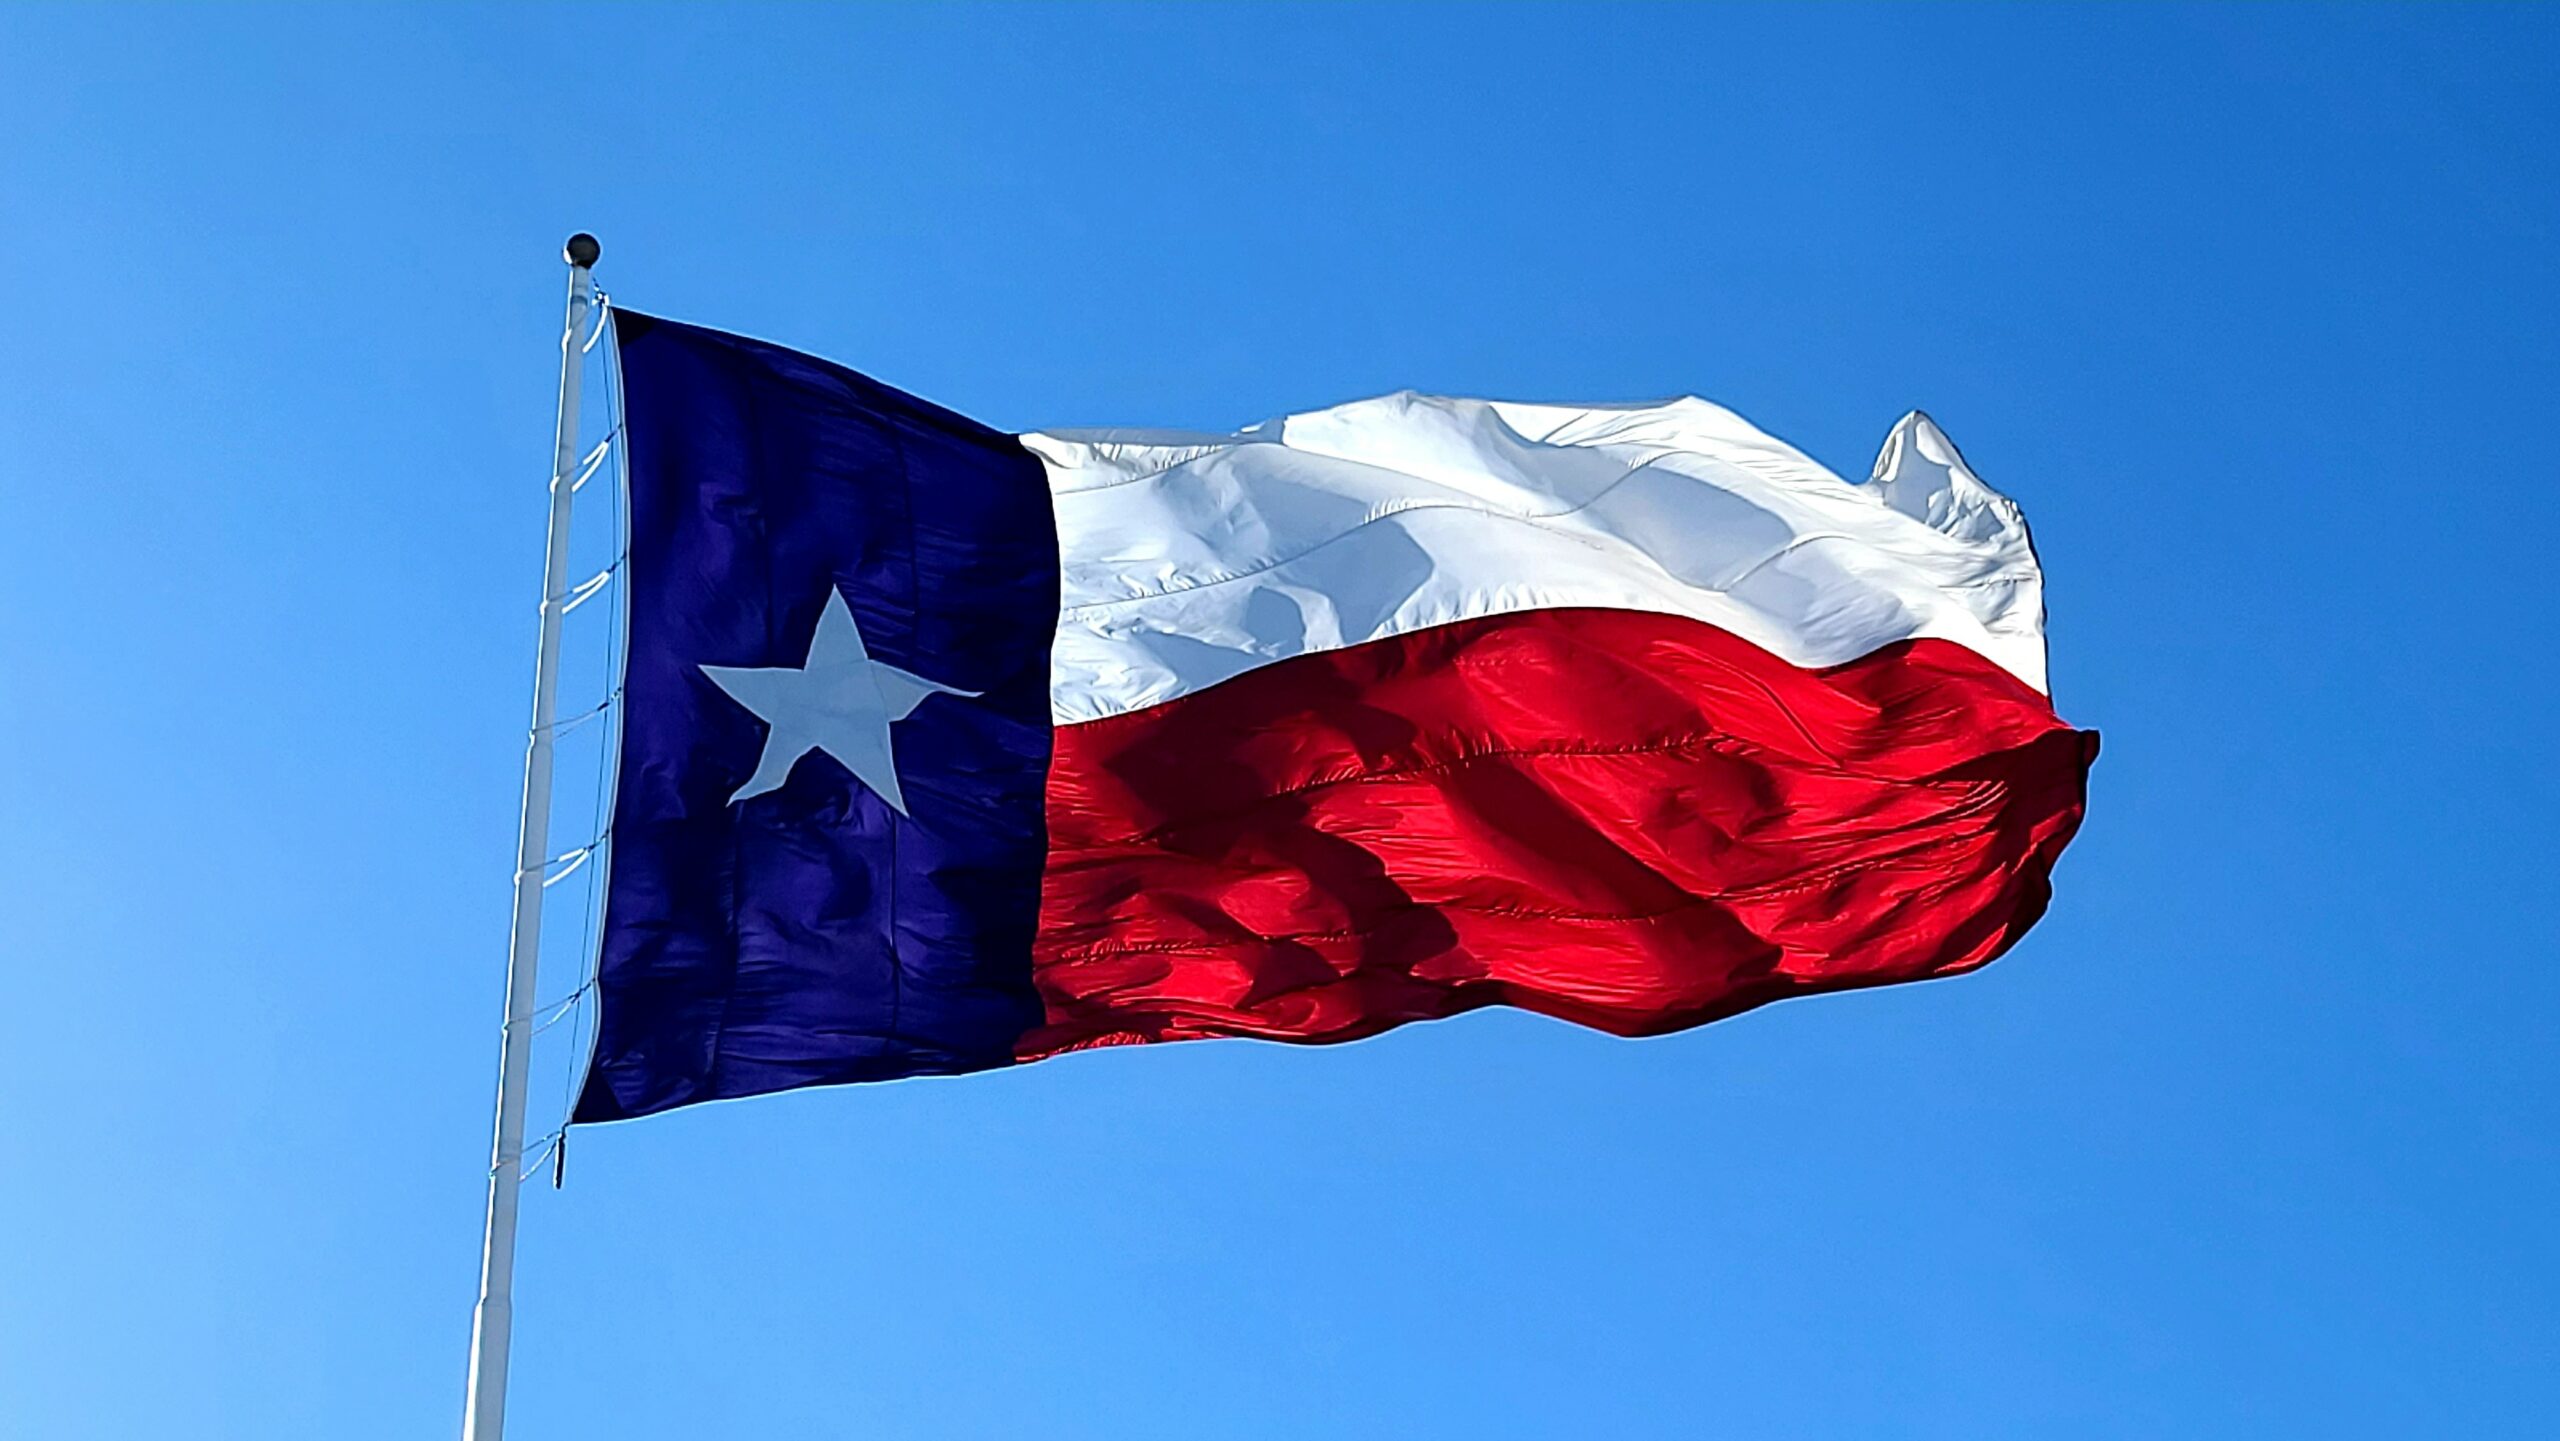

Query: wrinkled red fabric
[1026,607,2094,1060]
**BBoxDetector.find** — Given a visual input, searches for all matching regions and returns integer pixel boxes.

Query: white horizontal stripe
[1026,393,2049,725]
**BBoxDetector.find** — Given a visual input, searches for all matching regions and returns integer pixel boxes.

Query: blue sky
[3,4,2555,1437]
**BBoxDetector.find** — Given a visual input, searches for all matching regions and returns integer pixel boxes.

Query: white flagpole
[462,232,601,1441]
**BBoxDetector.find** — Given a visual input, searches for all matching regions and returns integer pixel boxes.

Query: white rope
[568,437,613,493]
[539,847,592,889]
[536,693,616,739]
[556,565,615,615]
[581,292,613,353]
[556,293,632,1158]
[519,841,593,878]
[530,984,592,1035]
[508,1130,563,1186]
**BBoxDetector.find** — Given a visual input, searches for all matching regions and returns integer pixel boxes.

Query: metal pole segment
[461,233,600,1441]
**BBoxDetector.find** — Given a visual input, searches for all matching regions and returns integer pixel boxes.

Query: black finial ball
[563,233,602,268]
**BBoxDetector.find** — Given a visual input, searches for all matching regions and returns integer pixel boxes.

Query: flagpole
[461,232,601,1441]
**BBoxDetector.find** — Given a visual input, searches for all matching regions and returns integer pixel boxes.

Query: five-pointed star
[699,588,974,816]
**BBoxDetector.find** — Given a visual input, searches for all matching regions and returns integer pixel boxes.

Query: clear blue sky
[3,5,2554,1437]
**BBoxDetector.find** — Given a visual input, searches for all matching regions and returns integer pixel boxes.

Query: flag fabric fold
[576,312,2094,1123]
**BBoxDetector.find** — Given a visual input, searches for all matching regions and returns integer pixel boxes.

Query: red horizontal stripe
[1026,607,2094,1060]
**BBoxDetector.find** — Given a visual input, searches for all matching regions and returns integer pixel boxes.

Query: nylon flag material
[574,311,2096,1123]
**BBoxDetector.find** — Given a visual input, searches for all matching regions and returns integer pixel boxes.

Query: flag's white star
[700,588,974,815]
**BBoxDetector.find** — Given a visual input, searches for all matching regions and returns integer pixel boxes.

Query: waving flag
[573,311,2095,1122]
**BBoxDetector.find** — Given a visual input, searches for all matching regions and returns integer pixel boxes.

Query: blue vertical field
[576,311,1057,1122]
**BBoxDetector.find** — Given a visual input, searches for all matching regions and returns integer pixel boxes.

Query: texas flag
[572,311,2096,1123]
